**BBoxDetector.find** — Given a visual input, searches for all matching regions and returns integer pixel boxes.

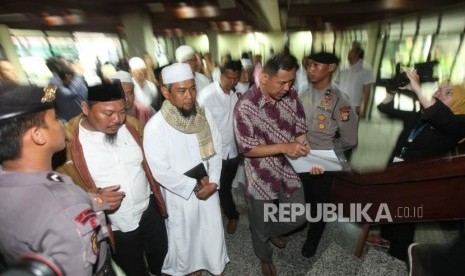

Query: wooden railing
[331,154,465,257]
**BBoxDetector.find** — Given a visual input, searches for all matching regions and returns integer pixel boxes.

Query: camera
[381,60,439,93]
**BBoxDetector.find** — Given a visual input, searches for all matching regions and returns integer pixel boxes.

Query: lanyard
[398,121,429,159]
[407,122,429,143]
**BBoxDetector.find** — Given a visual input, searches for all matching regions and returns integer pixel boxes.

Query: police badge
[41,85,57,103]
[339,106,351,122]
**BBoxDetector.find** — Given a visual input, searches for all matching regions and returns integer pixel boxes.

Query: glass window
[47,36,77,61]
[11,35,53,86]
[451,37,465,83]
[432,34,461,82]
[154,36,170,67]
[10,29,123,86]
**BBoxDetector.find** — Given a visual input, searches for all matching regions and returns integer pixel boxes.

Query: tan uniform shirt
[0,171,110,275]
[299,84,358,150]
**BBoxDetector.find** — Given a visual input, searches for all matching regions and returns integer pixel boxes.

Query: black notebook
[184,163,208,192]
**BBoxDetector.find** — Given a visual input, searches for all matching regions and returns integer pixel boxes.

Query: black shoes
[301,239,318,258]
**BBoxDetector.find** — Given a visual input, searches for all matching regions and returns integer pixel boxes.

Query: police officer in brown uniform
[299,52,358,258]
[0,82,114,275]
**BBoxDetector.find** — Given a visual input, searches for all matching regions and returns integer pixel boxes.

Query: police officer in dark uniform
[298,52,358,258]
[0,82,114,275]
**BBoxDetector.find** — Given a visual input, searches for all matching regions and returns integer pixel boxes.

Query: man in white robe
[175,45,211,93]
[129,57,160,110]
[144,63,229,276]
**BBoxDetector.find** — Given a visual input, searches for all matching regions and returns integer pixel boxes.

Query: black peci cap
[308,52,340,65]
[87,80,125,102]
[0,82,57,122]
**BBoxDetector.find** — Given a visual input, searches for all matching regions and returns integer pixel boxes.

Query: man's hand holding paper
[286,149,344,173]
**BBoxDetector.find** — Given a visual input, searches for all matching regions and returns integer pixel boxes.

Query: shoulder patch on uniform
[339,106,351,122]
[46,173,64,183]
[75,208,97,226]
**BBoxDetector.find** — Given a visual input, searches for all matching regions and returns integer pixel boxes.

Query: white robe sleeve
[204,109,223,187]
[143,115,197,200]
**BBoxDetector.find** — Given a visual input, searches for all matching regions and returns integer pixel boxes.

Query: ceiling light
[218,21,231,32]
[175,3,198,18]
[199,4,219,17]
[41,12,64,26]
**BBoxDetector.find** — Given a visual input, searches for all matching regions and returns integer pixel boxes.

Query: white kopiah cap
[162,63,194,84]
[110,70,132,83]
[175,45,195,63]
[128,57,146,70]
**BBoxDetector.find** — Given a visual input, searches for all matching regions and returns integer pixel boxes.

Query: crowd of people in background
[1,40,465,276]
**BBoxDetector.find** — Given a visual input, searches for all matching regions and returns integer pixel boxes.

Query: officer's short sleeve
[40,201,106,276]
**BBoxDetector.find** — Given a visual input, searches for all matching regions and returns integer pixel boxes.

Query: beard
[177,106,197,118]
[104,133,118,145]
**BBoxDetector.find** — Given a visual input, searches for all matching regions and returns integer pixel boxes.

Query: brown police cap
[0,82,57,122]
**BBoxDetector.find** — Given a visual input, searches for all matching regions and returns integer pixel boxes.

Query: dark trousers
[299,173,333,248]
[381,223,415,261]
[112,197,167,276]
[246,186,307,263]
[219,156,240,220]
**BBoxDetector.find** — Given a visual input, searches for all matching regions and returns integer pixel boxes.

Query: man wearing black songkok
[0,82,114,275]
[56,80,168,276]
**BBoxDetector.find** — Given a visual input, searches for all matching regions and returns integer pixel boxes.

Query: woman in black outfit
[374,68,465,261]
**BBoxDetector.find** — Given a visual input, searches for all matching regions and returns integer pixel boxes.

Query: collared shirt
[195,72,211,93]
[300,84,358,150]
[336,59,374,107]
[294,65,309,96]
[79,122,150,232]
[234,85,308,200]
[133,78,159,107]
[198,81,239,160]
[235,82,250,94]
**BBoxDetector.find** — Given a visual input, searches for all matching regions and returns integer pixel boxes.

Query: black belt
[94,247,115,276]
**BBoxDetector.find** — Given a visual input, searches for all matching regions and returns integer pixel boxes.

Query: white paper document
[286,150,343,172]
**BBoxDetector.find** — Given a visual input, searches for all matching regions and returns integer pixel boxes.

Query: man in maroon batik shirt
[234,53,315,276]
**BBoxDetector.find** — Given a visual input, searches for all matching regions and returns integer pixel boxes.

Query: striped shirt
[234,85,307,200]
